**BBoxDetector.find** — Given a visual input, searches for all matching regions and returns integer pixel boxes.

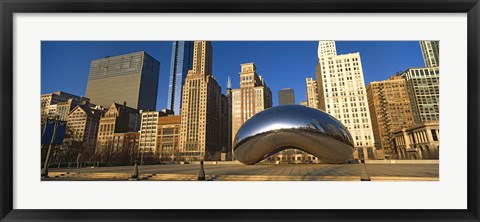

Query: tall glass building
[85,51,160,111]
[167,41,194,114]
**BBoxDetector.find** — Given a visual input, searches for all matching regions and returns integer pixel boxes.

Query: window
[431,129,438,141]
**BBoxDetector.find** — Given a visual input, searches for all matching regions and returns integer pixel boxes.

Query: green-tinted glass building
[86,51,160,111]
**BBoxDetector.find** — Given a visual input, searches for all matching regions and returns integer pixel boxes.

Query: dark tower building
[86,51,160,111]
[167,41,194,115]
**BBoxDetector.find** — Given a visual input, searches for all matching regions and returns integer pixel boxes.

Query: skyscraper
[400,67,440,124]
[305,77,319,109]
[367,75,415,158]
[315,41,377,160]
[420,41,439,67]
[167,41,194,114]
[85,51,160,111]
[225,77,233,160]
[278,88,295,105]
[231,63,272,151]
[179,41,223,161]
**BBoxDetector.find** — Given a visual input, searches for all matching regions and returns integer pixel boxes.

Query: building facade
[156,115,181,162]
[85,51,160,111]
[95,102,139,160]
[179,41,223,161]
[366,76,415,159]
[231,63,273,148]
[393,121,439,160]
[400,67,440,124]
[112,132,140,165]
[226,77,233,160]
[66,103,104,152]
[315,41,377,160]
[420,41,439,68]
[138,111,165,163]
[138,110,181,163]
[220,94,230,160]
[167,41,194,115]
[41,91,88,130]
[278,88,295,105]
[305,77,319,109]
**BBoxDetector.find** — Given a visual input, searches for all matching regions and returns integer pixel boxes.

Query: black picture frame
[1,0,479,221]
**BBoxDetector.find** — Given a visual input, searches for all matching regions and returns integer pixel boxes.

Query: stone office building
[366,76,415,159]
[393,121,439,160]
[315,41,377,160]
[95,102,139,160]
[179,41,223,161]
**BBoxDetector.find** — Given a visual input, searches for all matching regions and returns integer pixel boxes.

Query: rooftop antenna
[227,76,232,89]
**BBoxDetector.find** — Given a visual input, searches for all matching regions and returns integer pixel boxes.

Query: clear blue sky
[41,41,424,110]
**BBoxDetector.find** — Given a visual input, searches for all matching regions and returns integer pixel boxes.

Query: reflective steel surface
[233,105,354,165]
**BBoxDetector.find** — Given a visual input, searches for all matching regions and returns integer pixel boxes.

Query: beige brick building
[139,110,183,163]
[41,91,88,129]
[95,102,139,160]
[367,76,415,159]
[179,41,223,161]
[305,77,319,109]
[156,115,181,162]
[139,111,166,162]
[315,41,377,160]
[66,103,104,152]
[112,132,140,165]
[231,63,272,147]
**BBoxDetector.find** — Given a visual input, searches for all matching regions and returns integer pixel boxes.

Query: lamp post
[41,115,59,178]
[140,148,145,166]
[76,153,82,168]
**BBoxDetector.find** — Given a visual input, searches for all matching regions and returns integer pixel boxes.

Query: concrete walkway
[45,163,439,181]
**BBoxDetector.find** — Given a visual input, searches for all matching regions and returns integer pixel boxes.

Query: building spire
[227,76,232,89]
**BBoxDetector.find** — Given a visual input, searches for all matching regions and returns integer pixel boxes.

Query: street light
[41,114,59,178]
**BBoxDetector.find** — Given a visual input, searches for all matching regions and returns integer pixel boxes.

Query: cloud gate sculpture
[233,105,354,165]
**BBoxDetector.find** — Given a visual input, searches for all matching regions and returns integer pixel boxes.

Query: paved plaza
[45,162,439,181]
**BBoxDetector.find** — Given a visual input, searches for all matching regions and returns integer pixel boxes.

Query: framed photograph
[1,0,479,221]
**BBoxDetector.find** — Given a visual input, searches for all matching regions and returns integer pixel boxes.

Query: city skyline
[40,40,440,181]
[41,41,424,110]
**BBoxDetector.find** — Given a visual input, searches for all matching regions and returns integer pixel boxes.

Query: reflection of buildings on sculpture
[315,41,378,160]
[266,150,322,164]
[233,105,354,165]
[393,121,439,160]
